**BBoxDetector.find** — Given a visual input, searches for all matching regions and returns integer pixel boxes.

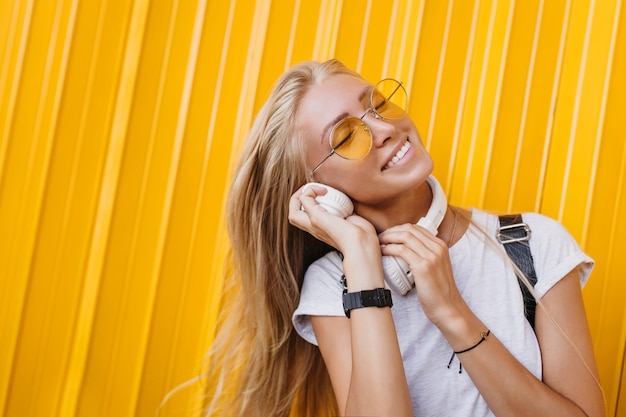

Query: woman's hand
[377,223,466,324]
[288,184,378,254]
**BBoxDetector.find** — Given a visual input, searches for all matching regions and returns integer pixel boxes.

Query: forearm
[345,308,413,416]
[342,252,413,417]
[438,310,588,417]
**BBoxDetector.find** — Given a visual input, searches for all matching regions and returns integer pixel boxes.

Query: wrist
[435,310,486,352]
[427,292,472,327]
[341,252,385,291]
[342,267,385,291]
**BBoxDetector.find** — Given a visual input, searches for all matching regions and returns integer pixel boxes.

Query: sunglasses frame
[311,78,407,174]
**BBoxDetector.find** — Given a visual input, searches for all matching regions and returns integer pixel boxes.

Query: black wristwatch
[342,288,393,318]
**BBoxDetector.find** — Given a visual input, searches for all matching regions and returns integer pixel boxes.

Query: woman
[206,59,604,416]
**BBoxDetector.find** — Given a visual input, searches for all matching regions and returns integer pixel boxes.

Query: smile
[384,140,411,170]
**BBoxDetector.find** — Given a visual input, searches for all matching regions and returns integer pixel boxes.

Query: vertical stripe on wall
[1,0,624,416]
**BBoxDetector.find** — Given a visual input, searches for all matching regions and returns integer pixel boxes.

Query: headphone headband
[416,176,448,235]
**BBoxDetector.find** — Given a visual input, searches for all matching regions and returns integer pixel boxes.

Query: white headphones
[304,175,448,294]
[382,175,448,294]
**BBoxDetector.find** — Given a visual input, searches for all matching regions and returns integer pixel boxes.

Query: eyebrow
[319,85,372,144]
[358,85,371,102]
[320,112,348,144]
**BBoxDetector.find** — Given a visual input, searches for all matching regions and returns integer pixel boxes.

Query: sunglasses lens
[371,79,407,119]
[330,117,372,159]
[324,79,406,164]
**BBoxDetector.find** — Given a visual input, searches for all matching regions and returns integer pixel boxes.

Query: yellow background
[1,0,625,416]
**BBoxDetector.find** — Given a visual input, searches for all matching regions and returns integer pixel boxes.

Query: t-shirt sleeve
[524,213,594,299]
[292,251,345,346]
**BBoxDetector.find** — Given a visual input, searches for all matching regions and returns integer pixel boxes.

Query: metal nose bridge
[359,107,383,121]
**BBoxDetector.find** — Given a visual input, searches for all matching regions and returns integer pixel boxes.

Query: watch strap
[343,288,393,318]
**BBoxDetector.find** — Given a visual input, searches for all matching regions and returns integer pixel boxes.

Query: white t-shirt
[292,209,594,416]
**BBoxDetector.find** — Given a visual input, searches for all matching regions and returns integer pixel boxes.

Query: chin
[408,149,434,177]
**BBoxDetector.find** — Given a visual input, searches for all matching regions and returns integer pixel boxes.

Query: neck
[438,206,471,247]
[354,176,469,244]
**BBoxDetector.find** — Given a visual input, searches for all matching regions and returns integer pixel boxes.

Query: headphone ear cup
[382,256,413,295]
[317,187,353,218]
[303,183,354,218]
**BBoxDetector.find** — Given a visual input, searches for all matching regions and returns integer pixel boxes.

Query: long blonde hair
[203,60,361,417]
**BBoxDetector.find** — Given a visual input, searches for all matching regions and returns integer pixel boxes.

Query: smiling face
[298,74,434,213]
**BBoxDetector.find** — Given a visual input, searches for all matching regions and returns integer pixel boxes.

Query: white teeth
[385,141,410,169]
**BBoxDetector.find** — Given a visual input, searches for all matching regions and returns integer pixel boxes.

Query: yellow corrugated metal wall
[1,0,624,416]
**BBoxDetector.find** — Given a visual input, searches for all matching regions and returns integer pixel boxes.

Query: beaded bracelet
[447,329,491,374]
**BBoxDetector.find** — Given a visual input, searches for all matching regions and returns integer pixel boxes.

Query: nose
[363,111,396,147]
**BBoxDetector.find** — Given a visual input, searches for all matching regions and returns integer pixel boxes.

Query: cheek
[296,108,336,172]
[318,160,371,193]
[305,140,331,171]
[296,123,328,171]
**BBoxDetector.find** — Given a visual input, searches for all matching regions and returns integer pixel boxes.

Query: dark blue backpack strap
[497,214,538,331]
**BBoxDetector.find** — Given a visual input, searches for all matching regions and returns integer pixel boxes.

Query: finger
[380,239,429,266]
[289,184,322,215]
[379,223,437,247]
[288,199,312,229]
[289,188,305,212]
[299,184,340,220]
[289,184,340,233]
[380,226,449,266]
[301,183,328,197]
[298,191,322,215]
[288,186,317,227]
[380,240,451,289]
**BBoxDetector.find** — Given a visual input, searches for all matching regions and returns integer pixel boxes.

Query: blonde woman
[206,59,604,416]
